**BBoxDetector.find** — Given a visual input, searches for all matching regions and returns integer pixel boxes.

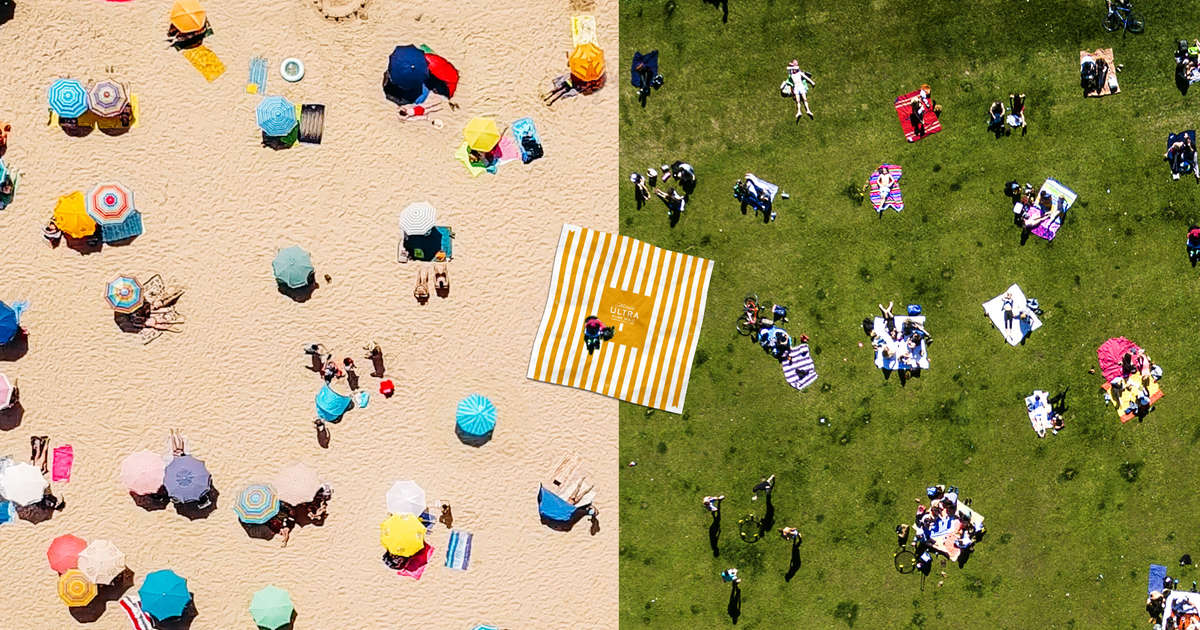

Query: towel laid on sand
[782,344,818,391]
[181,46,226,82]
[872,316,929,370]
[247,56,267,94]
[895,91,942,142]
[982,284,1042,345]
[868,164,904,213]
[445,529,473,570]
[571,15,597,46]
[1029,178,1077,240]
[1149,564,1168,595]
[396,542,434,580]
[51,445,72,482]
[1081,49,1119,97]
[119,595,155,630]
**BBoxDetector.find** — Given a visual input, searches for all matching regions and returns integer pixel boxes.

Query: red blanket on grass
[895,91,942,142]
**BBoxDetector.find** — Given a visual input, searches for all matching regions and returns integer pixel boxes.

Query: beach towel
[181,46,226,82]
[982,284,1042,345]
[571,15,597,46]
[1029,178,1077,240]
[492,136,519,169]
[445,529,473,570]
[1080,49,1119,96]
[418,510,437,533]
[867,164,903,213]
[0,501,14,525]
[51,445,72,482]
[895,91,941,142]
[454,142,488,178]
[872,316,929,370]
[1103,375,1162,423]
[1149,563,1168,595]
[1097,336,1139,381]
[0,171,19,208]
[119,595,155,630]
[511,117,543,164]
[782,344,818,391]
[396,542,434,580]
[299,104,325,144]
[528,224,714,414]
[918,518,964,561]
[631,51,659,89]
[956,503,985,529]
[1025,391,1054,436]
[247,56,267,94]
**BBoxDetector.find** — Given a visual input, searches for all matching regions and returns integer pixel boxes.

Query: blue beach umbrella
[256,95,297,137]
[0,301,20,345]
[385,45,429,104]
[47,79,89,118]
[315,384,351,421]
[272,246,313,289]
[455,394,496,438]
[138,570,191,621]
[233,484,280,525]
[164,455,211,503]
[105,276,144,313]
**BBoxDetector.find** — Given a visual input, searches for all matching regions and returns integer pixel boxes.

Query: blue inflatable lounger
[537,454,595,527]
[511,117,543,164]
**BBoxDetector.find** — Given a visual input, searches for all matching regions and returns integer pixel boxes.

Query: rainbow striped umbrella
[233,484,279,524]
[58,569,97,607]
[87,183,134,225]
[105,276,143,313]
[256,95,296,136]
[47,79,89,118]
[88,80,128,118]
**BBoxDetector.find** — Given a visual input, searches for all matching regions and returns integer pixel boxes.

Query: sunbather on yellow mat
[1103,378,1162,423]
[181,46,226,82]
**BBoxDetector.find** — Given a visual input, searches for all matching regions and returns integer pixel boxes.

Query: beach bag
[520,134,543,163]
[907,304,922,316]
[779,81,793,97]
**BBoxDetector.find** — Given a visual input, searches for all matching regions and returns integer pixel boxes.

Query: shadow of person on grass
[709,512,721,557]
[701,0,729,23]
[759,494,775,535]
[727,582,741,624]
[1049,387,1070,415]
[784,540,802,582]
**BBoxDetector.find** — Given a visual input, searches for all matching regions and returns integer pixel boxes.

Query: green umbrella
[272,246,314,289]
[249,585,294,629]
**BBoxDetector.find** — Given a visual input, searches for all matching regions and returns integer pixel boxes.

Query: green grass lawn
[618,1,1200,628]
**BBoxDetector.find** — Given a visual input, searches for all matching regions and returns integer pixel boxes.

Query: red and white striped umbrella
[87,183,134,225]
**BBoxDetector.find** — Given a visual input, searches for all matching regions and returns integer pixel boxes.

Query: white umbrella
[399,202,437,236]
[0,461,47,506]
[272,463,323,506]
[385,480,426,516]
[77,539,126,584]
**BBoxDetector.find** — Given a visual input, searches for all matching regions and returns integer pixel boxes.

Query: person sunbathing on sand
[398,103,445,128]
[131,313,182,332]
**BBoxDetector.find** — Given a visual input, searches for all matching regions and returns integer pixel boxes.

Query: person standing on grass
[779,527,801,544]
[783,59,815,121]
[703,495,725,517]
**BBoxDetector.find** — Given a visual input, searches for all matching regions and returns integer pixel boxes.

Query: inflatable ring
[280,58,305,82]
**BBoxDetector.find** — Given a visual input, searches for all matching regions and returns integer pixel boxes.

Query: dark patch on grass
[815,287,827,301]
[999,533,1013,545]
[699,234,712,247]
[821,382,833,393]
[911,611,927,627]
[964,574,986,598]
[656,441,667,454]
[815,513,824,524]
[833,601,859,627]
[695,348,710,367]
[1059,467,1078,482]
[858,266,872,282]
[933,394,970,426]
[1120,461,1143,483]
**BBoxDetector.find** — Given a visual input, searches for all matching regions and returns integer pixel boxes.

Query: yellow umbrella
[53,191,96,239]
[380,513,425,557]
[57,569,97,607]
[568,43,606,82]
[170,0,206,34]
[463,117,501,152]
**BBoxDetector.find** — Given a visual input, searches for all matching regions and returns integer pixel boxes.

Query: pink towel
[396,543,434,580]
[51,445,73,482]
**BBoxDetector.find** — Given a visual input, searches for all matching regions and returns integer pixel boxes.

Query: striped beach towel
[782,344,817,391]
[119,595,154,630]
[867,164,903,213]
[247,56,267,94]
[445,529,473,570]
[528,225,714,414]
[895,91,941,142]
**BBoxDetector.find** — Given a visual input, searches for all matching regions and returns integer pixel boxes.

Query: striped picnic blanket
[119,595,154,630]
[528,225,714,414]
[868,164,903,213]
[782,344,817,391]
[895,91,941,142]
[445,529,473,570]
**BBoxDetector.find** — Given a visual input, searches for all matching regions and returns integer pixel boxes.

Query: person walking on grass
[752,474,775,500]
[779,526,801,544]
[703,495,725,517]
[784,60,815,121]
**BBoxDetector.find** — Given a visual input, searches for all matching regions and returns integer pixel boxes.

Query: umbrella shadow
[131,489,170,512]
[58,119,95,138]
[16,498,58,524]
[240,520,278,541]
[174,488,219,520]
[0,1,13,26]
[258,611,298,630]
[154,598,198,630]
[70,569,135,623]
[0,332,29,361]
[278,278,318,303]
[455,425,493,447]
[0,400,23,430]
[65,234,103,255]
[262,132,298,151]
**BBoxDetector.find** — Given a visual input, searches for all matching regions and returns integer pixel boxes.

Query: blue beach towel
[248,57,268,94]
[511,117,543,164]
[445,530,473,570]
[1150,563,1168,595]
[0,500,13,525]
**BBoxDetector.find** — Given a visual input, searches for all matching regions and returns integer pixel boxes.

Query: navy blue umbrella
[386,45,430,105]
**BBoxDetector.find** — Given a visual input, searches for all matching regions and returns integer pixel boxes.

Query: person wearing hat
[783,59,815,121]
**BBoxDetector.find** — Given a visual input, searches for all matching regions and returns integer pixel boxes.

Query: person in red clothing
[1188,225,1200,266]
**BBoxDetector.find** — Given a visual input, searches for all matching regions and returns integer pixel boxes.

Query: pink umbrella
[1097,337,1139,381]
[47,534,88,574]
[120,450,165,495]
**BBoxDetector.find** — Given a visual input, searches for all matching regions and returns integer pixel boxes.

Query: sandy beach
[0,0,617,627]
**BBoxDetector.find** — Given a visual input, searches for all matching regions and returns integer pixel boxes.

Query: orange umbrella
[47,534,88,574]
[568,43,605,82]
[170,0,206,34]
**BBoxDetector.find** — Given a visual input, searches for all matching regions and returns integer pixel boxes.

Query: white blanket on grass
[982,284,1041,346]
[872,316,929,370]
[1025,390,1053,437]
[744,174,779,202]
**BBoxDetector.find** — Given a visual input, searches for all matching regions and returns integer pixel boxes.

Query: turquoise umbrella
[249,585,294,629]
[139,569,191,621]
[256,96,297,137]
[48,79,89,118]
[456,394,496,438]
[315,384,351,421]
[233,484,279,525]
[272,246,313,289]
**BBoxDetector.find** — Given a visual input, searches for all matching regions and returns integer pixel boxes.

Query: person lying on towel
[1166,135,1199,180]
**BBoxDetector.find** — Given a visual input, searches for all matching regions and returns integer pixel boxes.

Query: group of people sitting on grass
[629,161,696,221]
[1175,39,1200,90]
[1105,347,1162,417]
[986,93,1027,137]
[1147,576,1199,629]
[755,304,801,360]
[864,302,930,369]
[904,485,981,571]
[1008,182,1066,235]
[1166,134,1199,181]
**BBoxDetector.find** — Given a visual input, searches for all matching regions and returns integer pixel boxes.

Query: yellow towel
[181,46,226,82]
[571,15,597,47]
